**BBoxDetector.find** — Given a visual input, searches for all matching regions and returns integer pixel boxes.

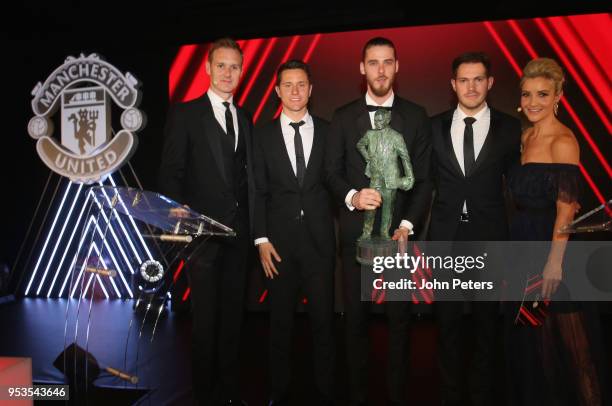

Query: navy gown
[505,162,608,406]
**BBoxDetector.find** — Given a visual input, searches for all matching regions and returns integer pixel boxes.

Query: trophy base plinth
[356,237,397,265]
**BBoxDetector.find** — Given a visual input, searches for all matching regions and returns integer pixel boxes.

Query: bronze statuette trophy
[356,108,414,264]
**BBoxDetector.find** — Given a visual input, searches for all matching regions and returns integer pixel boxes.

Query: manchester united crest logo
[27,53,144,183]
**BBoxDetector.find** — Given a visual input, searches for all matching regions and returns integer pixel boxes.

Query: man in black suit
[429,52,521,406]
[325,37,432,406]
[253,60,335,406]
[159,38,254,406]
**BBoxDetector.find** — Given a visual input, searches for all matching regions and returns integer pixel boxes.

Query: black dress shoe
[222,400,248,406]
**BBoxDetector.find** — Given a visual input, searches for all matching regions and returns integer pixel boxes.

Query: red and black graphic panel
[169,13,611,307]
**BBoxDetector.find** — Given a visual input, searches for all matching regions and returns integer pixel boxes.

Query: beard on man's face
[368,75,393,97]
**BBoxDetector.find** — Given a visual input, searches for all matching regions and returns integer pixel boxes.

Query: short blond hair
[208,37,243,64]
[520,57,565,94]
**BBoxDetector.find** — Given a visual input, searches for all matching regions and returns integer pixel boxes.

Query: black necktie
[222,101,236,150]
[463,116,476,176]
[290,121,306,186]
[366,105,392,112]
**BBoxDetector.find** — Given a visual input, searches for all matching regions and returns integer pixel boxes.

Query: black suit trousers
[267,221,335,401]
[187,214,250,405]
[341,243,411,403]
[435,221,498,406]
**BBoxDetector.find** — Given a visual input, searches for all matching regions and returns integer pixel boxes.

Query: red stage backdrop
[168,13,611,308]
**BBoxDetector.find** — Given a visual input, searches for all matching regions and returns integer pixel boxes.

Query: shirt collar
[455,102,489,122]
[365,91,394,108]
[207,88,234,108]
[280,110,313,128]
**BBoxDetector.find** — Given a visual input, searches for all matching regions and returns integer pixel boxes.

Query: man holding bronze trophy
[325,37,432,406]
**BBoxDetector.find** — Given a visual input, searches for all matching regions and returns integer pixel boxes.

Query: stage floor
[0,299,610,405]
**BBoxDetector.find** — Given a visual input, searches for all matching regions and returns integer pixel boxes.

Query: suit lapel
[442,112,464,177]
[470,108,498,176]
[303,118,323,188]
[356,99,372,142]
[274,120,300,188]
[200,96,227,185]
[237,107,256,231]
[390,99,405,135]
[237,109,249,152]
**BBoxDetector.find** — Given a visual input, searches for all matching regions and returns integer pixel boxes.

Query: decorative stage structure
[14,53,228,403]
[20,53,154,300]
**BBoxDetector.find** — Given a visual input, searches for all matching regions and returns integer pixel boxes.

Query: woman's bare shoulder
[551,127,579,165]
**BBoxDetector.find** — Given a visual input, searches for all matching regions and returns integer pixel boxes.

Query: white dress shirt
[345,91,414,234]
[279,111,314,174]
[207,88,239,151]
[254,111,314,246]
[450,103,491,213]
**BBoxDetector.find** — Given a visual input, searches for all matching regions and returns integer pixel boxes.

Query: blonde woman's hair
[520,57,565,94]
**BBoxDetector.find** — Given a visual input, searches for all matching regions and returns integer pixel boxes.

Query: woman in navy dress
[506,58,607,406]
